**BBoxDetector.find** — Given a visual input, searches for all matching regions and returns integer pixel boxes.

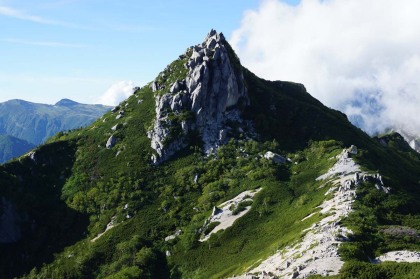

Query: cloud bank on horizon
[231,0,420,135]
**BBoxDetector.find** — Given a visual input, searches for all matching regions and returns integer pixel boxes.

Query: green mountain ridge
[0,98,111,164]
[0,30,419,279]
[0,98,111,145]
[0,135,35,164]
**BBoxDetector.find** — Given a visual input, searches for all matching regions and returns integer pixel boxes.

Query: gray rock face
[0,197,21,243]
[148,29,250,164]
[150,81,159,92]
[347,145,358,155]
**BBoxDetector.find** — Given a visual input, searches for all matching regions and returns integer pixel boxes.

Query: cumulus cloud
[231,0,420,135]
[98,81,135,106]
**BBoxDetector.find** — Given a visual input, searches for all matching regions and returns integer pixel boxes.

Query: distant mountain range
[0,99,110,163]
[0,135,35,163]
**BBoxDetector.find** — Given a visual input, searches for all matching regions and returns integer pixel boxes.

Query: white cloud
[0,5,60,24]
[98,81,135,106]
[0,5,80,28]
[231,0,420,135]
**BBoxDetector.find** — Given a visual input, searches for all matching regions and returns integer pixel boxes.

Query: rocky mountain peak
[148,29,251,164]
[55,98,79,107]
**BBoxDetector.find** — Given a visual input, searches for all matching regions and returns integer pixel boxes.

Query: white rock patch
[232,146,389,279]
[91,218,117,242]
[200,188,261,242]
[375,250,420,263]
[316,148,359,181]
[165,229,182,242]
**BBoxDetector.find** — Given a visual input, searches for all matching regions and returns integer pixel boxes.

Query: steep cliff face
[148,30,251,164]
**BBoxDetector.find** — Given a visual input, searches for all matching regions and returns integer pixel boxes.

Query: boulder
[150,81,159,92]
[106,135,117,149]
[264,151,287,164]
[170,81,181,94]
[111,124,122,131]
[348,145,358,155]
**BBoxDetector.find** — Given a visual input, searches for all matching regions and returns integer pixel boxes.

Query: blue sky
[0,0,299,105]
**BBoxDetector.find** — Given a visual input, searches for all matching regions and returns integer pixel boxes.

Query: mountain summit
[148,29,250,164]
[55,98,80,107]
[0,30,419,278]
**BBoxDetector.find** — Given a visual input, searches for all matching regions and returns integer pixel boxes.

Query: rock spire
[148,29,251,164]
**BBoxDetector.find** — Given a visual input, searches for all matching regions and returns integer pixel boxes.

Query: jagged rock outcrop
[148,29,251,164]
